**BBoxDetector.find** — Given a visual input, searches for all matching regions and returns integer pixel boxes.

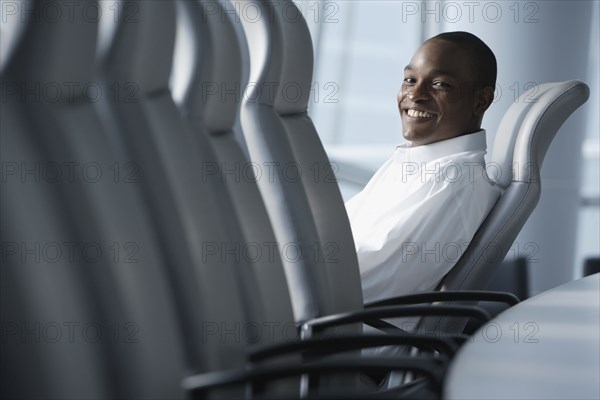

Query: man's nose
[408,82,431,101]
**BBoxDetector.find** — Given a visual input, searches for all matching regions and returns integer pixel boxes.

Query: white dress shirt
[345,130,501,305]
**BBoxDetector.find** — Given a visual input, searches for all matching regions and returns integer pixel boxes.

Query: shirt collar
[395,129,487,164]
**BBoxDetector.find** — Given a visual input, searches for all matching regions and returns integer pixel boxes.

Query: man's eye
[403,77,415,84]
[432,81,449,88]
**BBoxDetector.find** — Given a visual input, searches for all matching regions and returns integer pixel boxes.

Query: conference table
[444,273,600,399]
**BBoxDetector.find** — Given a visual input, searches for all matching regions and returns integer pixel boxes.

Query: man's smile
[402,107,438,121]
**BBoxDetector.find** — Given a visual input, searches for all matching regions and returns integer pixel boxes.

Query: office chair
[375,80,590,388]
[1,71,113,400]
[413,80,591,336]
[178,0,298,343]
[233,0,365,325]
[443,80,590,291]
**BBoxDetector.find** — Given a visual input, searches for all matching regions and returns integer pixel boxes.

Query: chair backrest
[1,82,113,400]
[1,1,187,398]
[236,0,364,323]
[103,0,249,373]
[489,83,556,189]
[439,80,590,293]
[179,0,296,337]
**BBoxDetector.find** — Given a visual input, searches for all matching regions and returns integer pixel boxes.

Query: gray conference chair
[1,1,187,398]
[373,80,590,388]
[442,80,590,291]
[411,80,590,335]
[235,0,364,326]
[2,70,113,400]
[178,0,297,341]
[368,81,588,307]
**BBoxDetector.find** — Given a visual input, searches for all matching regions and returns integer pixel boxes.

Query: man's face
[398,38,490,146]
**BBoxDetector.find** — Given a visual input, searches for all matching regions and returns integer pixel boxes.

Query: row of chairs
[1,0,589,398]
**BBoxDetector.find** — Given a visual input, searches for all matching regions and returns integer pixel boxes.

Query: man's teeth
[407,109,435,118]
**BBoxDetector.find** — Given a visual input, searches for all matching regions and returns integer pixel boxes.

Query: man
[345,32,502,307]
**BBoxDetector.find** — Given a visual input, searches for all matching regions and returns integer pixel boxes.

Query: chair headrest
[182,0,241,132]
[512,80,590,182]
[104,0,176,95]
[237,0,313,115]
[491,80,590,188]
[491,83,554,188]
[5,0,98,96]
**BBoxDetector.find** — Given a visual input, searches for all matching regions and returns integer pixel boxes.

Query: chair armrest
[364,290,520,308]
[360,317,470,346]
[301,304,491,339]
[247,333,457,363]
[182,355,445,398]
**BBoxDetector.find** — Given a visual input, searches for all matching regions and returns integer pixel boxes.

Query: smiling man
[345,32,502,305]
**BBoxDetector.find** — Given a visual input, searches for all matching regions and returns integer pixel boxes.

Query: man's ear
[474,86,494,117]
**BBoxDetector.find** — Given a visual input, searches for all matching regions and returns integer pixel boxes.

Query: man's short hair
[431,31,497,90]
